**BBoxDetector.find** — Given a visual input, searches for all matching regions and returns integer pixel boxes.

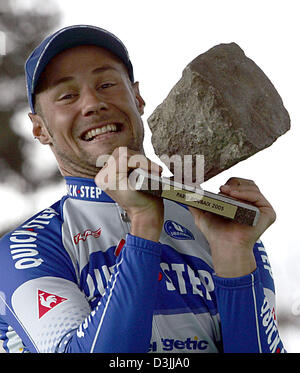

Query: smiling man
[31,45,145,177]
[0,25,285,353]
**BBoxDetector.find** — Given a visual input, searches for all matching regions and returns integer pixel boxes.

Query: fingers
[219,177,276,223]
[223,177,258,189]
[220,177,259,196]
[108,147,162,175]
[221,187,262,206]
[95,147,162,191]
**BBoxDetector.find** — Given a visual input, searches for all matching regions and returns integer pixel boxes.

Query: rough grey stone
[147,42,291,182]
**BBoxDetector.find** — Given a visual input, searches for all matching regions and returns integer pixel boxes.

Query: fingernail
[220,185,230,192]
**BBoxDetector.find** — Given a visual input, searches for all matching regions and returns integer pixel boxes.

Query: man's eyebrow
[50,65,119,88]
[91,65,119,75]
[51,76,74,87]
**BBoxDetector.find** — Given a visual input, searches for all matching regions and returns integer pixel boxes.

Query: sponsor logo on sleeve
[9,207,59,270]
[38,290,67,319]
[260,296,284,353]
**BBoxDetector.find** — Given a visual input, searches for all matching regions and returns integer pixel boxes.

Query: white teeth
[83,124,118,140]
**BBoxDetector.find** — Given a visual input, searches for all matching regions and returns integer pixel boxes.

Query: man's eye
[99,83,115,89]
[59,93,77,100]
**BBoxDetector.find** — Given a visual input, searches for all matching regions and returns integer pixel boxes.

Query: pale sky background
[1,0,300,351]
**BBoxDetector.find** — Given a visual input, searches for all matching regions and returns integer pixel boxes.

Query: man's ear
[28,113,52,145]
[132,82,145,115]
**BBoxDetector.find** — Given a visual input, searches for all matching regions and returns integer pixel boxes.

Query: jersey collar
[65,176,115,203]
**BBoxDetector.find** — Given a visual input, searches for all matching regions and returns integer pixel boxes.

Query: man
[0,24,285,353]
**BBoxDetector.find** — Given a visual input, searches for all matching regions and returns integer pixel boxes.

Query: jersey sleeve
[213,240,286,353]
[62,234,162,353]
[0,204,162,353]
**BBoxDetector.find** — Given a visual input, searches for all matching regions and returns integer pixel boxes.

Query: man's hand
[95,147,164,242]
[189,177,276,277]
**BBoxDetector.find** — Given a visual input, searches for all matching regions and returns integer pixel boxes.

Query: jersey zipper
[115,203,131,235]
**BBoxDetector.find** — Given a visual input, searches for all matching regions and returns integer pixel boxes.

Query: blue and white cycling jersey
[0,177,285,353]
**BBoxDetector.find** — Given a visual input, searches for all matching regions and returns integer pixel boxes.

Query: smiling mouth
[81,123,122,141]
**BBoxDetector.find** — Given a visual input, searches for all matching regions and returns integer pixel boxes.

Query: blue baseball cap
[25,24,134,113]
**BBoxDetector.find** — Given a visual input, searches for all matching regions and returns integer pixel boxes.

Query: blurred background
[0,0,299,352]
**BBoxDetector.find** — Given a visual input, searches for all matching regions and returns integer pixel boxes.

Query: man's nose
[81,88,109,116]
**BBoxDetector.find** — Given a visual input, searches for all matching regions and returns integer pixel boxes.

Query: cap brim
[32,25,134,93]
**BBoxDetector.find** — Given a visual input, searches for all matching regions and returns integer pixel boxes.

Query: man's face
[30,45,145,178]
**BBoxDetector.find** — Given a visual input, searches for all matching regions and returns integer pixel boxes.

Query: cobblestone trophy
[132,43,290,226]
